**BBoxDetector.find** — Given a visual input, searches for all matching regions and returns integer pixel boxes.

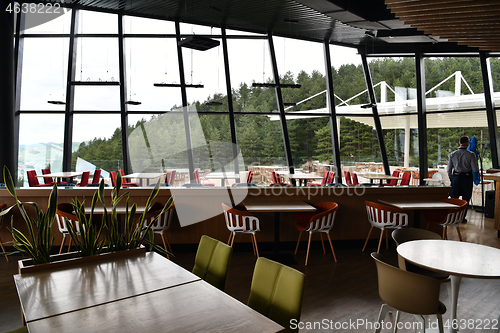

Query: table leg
[413,210,422,229]
[274,212,280,256]
[449,275,462,333]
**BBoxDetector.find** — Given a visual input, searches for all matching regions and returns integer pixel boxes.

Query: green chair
[192,235,233,291]
[248,257,306,333]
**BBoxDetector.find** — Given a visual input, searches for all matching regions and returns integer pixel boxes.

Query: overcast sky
[19,10,362,146]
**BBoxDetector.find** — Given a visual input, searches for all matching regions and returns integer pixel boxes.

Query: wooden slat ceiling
[36,0,483,53]
[386,0,500,52]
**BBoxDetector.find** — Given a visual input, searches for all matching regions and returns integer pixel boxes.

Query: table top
[27,279,284,333]
[378,199,459,210]
[397,239,500,279]
[205,172,241,179]
[275,171,324,180]
[243,201,316,213]
[122,173,163,179]
[37,171,83,178]
[15,251,200,323]
[358,173,401,180]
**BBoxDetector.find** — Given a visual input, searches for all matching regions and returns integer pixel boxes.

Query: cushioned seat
[192,235,233,291]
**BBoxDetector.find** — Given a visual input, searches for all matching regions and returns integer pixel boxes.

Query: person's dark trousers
[450,174,473,219]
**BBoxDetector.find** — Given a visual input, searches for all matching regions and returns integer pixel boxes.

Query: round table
[397,240,500,333]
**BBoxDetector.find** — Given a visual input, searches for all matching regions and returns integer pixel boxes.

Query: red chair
[193,170,215,186]
[424,198,468,241]
[400,171,411,186]
[327,171,335,184]
[272,170,280,184]
[351,172,360,186]
[26,170,51,187]
[41,168,67,185]
[110,171,117,187]
[120,169,139,187]
[308,170,329,186]
[76,171,90,187]
[344,171,353,186]
[379,170,400,186]
[91,169,102,184]
[294,202,339,265]
[362,201,409,253]
[231,170,254,187]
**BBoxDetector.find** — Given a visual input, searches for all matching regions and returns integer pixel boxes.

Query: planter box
[18,246,147,274]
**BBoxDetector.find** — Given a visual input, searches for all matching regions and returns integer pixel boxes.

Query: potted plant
[0,166,173,272]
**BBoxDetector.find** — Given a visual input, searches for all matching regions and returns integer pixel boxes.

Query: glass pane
[18,114,65,187]
[128,112,188,183]
[71,114,123,175]
[23,7,72,34]
[125,38,181,111]
[74,38,119,83]
[179,22,221,36]
[181,41,225,106]
[20,38,69,111]
[123,16,174,34]
[78,10,117,34]
[74,86,121,111]
[235,114,286,171]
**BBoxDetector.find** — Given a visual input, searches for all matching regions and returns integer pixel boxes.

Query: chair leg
[252,234,259,257]
[320,233,326,254]
[0,236,9,262]
[456,226,463,241]
[377,229,384,254]
[161,233,173,254]
[59,236,66,254]
[305,232,312,266]
[443,226,447,240]
[326,233,337,263]
[230,233,235,247]
[227,232,233,245]
[250,234,256,256]
[294,231,303,255]
[375,304,395,333]
[67,237,72,253]
[362,226,374,252]
[160,234,171,259]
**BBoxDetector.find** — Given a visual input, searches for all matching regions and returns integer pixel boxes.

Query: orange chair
[424,198,468,241]
[294,202,339,265]
[222,203,260,257]
[411,170,420,185]
[362,201,409,253]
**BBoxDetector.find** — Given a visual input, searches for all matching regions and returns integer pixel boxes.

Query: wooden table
[358,172,401,185]
[122,173,163,186]
[378,198,458,228]
[16,251,283,333]
[243,201,316,262]
[276,171,324,186]
[37,171,83,184]
[205,172,241,186]
[397,240,500,333]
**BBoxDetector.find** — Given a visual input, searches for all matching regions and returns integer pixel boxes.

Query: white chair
[222,203,260,257]
[56,203,81,254]
[362,201,409,253]
[425,172,444,186]
[138,202,175,255]
[294,202,339,265]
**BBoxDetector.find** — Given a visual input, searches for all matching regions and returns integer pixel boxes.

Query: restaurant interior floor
[1,208,499,333]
